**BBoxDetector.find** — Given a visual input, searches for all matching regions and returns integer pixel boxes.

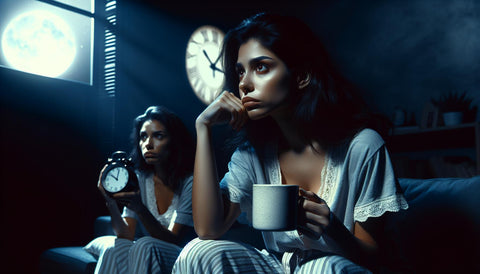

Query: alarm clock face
[103,166,129,193]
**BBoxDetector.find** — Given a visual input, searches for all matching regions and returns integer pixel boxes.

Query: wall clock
[186,25,225,104]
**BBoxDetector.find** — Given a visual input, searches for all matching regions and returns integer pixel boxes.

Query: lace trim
[354,194,409,222]
[319,153,336,205]
[145,174,178,227]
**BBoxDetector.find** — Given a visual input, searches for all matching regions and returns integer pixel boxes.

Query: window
[0,0,95,85]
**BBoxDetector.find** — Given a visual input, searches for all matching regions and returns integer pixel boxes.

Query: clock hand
[212,66,224,73]
[209,64,224,78]
[210,64,216,78]
[204,50,224,77]
[203,50,214,65]
[213,53,222,66]
[109,173,118,180]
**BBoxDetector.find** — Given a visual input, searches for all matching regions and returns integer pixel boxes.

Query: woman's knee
[177,238,222,262]
[101,237,130,256]
[174,238,283,274]
[296,255,371,274]
[174,238,239,272]
[135,236,179,248]
[129,236,181,258]
[131,236,156,249]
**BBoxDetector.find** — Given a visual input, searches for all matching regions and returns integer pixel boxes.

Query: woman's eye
[139,133,147,141]
[154,133,165,139]
[237,68,245,78]
[255,63,268,73]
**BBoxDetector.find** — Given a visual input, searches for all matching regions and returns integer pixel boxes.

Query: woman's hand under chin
[196,91,248,131]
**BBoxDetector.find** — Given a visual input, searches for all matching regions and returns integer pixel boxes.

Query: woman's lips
[143,153,157,158]
[242,97,260,110]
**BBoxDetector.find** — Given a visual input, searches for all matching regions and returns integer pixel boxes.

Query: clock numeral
[197,86,205,98]
[212,30,219,44]
[204,87,213,102]
[199,83,206,93]
[192,77,200,89]
[187,67,199,77]
[194,78,206,93]
[186,52,196,59]
[195,79,202,90]
[201,30,209,42]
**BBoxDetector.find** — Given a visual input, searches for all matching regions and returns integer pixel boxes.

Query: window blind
[104,0,116,96]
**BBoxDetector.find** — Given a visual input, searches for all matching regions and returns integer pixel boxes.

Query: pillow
[83,235,116,258]
[399,176,480,223]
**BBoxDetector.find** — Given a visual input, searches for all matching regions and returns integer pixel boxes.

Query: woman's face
[139,119,170,165]
[236,39,291,120]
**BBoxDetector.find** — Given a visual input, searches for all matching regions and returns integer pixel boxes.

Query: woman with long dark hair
[90,106,196,273]
[174,13,408,273]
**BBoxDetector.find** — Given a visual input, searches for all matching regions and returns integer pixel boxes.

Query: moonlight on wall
[1,10,76,77]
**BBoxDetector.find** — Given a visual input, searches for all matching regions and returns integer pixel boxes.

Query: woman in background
[91,106,196,273]
[173,13,408,273]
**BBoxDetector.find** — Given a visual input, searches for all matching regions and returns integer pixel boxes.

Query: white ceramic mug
[252,184,299,231]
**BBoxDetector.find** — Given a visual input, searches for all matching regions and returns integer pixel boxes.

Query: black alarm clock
[101,151,139,196]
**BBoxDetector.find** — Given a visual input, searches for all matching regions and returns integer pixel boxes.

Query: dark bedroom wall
[0,68,106,273]
[304,0,480,122]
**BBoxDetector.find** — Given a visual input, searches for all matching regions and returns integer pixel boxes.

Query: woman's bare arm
[193,92,246,238]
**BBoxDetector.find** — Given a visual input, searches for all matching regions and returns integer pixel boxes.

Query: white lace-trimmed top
[220,128,408,253]
[123,173,194,235]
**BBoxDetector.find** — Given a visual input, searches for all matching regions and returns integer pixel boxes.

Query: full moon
[1,10,76,77]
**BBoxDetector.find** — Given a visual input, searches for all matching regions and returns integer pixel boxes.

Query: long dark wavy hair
[130,106,195,190]
[222,13,390,148]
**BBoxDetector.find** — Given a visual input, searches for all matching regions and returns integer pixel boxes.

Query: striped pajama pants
[172,238,371,273]
[94,236,182,274]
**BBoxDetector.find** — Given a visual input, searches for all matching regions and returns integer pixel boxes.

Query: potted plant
[431,91,476,126]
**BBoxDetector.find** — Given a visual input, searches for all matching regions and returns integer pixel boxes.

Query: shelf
[391,122,478,135]
[389,122,478,152]
[388,122,479,177]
